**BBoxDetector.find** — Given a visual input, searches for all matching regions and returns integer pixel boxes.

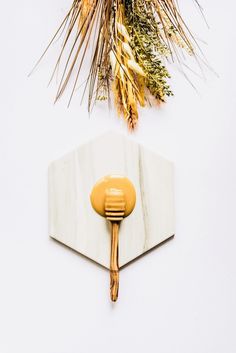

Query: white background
[1,1,236,352]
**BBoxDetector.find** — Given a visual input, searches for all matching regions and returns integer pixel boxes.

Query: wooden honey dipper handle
[90,175,136,302]
[110,222,119,302]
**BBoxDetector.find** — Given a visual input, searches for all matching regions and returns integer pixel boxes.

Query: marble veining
[48,132,175,269]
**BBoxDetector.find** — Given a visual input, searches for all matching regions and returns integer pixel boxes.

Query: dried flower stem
[35,0,201,129]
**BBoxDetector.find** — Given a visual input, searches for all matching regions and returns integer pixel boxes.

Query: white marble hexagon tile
[48,132,175,269]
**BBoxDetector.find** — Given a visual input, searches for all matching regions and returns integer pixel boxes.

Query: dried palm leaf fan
[34,0,203,129]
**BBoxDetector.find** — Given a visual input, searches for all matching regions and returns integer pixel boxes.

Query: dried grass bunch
[35,0,203,129]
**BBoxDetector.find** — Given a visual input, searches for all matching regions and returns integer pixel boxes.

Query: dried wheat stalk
[34,0,203,129]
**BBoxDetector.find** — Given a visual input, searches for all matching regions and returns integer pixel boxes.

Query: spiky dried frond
[34,0,203,129]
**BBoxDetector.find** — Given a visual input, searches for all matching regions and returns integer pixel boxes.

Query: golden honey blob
[90,175,136,218]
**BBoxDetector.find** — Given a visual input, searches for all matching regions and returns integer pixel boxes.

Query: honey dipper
[90,175,136,301]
